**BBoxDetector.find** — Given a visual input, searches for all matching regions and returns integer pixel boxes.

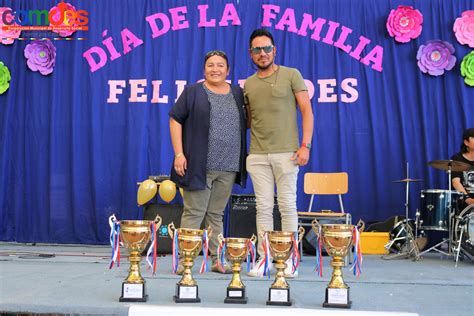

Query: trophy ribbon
[145,222,158,275]
[216,239,227,273]
[246,239,256,272]
[260,232,271,277]
[314,225,323,277]
[108,214,121,269]
[350,226,363,277]
[199,229,210,273]
[171,228,179,274]
[288,235,299,274]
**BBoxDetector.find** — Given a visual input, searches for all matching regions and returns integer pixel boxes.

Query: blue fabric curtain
[0,0,472,244]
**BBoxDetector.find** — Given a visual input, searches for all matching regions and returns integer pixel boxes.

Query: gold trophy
[265,227,305,306]
[168,223,212,303]
[118,215,162,302]
[311,219,364,308]
[217,234,257,304]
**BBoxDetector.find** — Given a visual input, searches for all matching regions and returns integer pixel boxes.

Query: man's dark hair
[460,127,474,153]
[249,28,274,48]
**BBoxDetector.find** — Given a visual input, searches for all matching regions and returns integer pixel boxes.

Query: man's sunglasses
[250,45,274,54]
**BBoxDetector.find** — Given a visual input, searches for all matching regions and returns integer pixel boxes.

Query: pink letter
[219,3,241,26]
[121,28,144,55]
[341,78,358,103]
[322,20,340,45]
[129,79,147,102]
[360,45,383,72]
[297,14,326,41]
[101,29,121,61]
[317,79,337,103]
[261,4,280,27]
[151,80,169,103]
[83,46,107,73]
[275,8,297,33]
[304,79,315,100]
[146,12,171,38]
[175,80,187,102]
[169,6,189,31]
[237,79,246,89]
[349,36,371,61]
[198,4,216,27]
[333,26,353,53]
[107,80,126,103]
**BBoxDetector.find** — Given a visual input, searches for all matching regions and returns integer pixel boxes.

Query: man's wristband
[301,142,311,149]
[175,153,183,158]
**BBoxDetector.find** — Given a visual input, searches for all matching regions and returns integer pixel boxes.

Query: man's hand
[291,147,310,166]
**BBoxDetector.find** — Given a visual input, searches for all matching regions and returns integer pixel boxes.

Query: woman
[169,50,247,273]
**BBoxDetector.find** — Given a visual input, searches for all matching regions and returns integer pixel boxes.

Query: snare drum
[419,190,462,231]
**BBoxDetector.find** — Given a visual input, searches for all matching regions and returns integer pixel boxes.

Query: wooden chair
[297,172,352,263]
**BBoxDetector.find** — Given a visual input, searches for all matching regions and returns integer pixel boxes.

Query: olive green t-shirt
[244,66,307,154]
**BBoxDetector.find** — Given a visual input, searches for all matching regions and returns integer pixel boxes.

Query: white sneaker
[284,258,298,278]
[247,258,273,277]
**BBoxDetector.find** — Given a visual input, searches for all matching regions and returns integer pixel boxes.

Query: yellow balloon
[159,180,177,203]
[179,187,184,198]
[137,179,157,205]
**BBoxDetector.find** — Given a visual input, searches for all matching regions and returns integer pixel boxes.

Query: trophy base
[224,287,247,304]
[323,287,351,308]
[119,282,147,302]
[266,288,292,306]
[174,284,200,303]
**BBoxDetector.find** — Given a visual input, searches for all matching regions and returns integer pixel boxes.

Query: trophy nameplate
[120,283,147,302]
[267,288,291,306]
[324,287,351,308]
[174,284,200,303]
[224,288,247,304]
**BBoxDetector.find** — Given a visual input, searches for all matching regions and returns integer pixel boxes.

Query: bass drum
[453,205,474,261]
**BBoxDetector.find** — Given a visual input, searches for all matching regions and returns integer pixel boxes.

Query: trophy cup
[217,234,256,304]
[311,219,364,308]
[265,227,305,306]
[168,222,212,303]
[118,215,162,302]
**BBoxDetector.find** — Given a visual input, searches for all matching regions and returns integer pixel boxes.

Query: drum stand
[383,163,421,261]
[419,163,455,257]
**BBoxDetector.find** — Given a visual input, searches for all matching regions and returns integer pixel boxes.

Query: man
[451,127,474,207]
[244,29,314,278]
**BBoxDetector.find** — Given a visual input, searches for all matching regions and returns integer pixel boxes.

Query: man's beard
[254,57,274,70]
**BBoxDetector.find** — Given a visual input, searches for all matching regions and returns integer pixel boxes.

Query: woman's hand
[174,154,187,177]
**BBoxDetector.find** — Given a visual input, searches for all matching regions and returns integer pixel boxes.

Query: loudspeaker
[227,194,281,239]
[143,203,183,254]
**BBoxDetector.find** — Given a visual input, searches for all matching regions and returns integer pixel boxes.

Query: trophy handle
[258,225,266,239]
[356,219,365,232]
[297,226,305,243]
[249,234,257,244]
[168,222,176,239]
[154,214,162,228]
[217,233,225,247]
[311,219,321,237]
[206,226,213,238]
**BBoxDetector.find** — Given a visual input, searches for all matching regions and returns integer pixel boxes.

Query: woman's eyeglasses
[205,50,227,58]
[250,45,274,55]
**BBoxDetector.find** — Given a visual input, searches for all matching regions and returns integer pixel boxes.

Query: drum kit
[384,160,473,264]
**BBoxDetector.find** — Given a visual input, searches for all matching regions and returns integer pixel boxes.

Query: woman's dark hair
[249,28,274,48]
[461,127,474,153]
[204,50,229,69]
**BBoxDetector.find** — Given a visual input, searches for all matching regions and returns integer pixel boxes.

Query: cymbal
[393,178,423,183]
[428,160,471,172]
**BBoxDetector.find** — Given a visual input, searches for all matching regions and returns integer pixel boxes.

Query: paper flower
[49,2,77,37]
[416,41,456,76]
[0,61,11,94]
[461,51,474,86]
[0,7,21,45]
[386,6,423,43]
[453,10,474,48]
[24,40,56,75]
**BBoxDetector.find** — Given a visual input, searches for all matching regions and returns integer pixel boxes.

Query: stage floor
[0,242,472,316]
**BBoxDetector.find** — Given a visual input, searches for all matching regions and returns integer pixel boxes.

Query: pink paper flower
[0,61,11,94]
[49,2,77,37]
[0,7,21,45]
[386,5,423,43]
[416,41,456,76]
[453,10,474,48]
[24,40,56,75]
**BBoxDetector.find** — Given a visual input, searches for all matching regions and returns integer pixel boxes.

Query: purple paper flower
[24,40,56,75]
[453,10,474,48]
[386,6,423,43]
[416,40,456,76]
[0,7,21,45]
[0,61,11,94]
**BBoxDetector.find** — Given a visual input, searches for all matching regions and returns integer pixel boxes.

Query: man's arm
[291,90,314,166]
[453,177,474,205]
